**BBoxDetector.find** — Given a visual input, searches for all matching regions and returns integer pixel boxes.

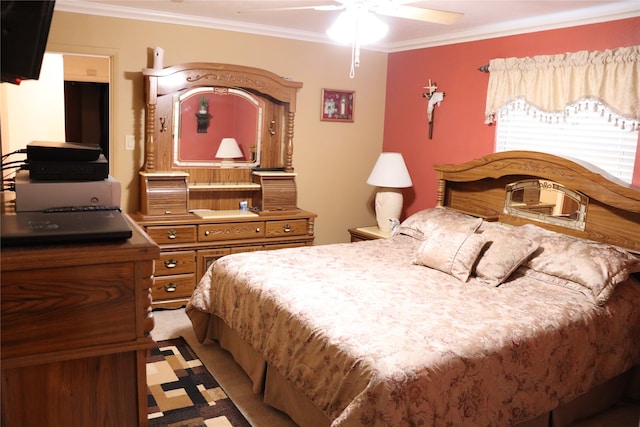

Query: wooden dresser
[136,62,316,308]
[134,209,315,309]
[1,217,159,427]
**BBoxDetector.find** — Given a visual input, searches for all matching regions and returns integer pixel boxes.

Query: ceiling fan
[242,1,463,78]
[242,0,463,26]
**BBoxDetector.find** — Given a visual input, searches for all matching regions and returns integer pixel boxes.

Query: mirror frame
[172,87,264,168]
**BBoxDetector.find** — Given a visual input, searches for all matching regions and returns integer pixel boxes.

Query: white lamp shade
[215,137,243,159]
[366,152,412,188]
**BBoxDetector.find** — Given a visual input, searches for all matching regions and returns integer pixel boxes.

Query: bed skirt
[193,312,639,427]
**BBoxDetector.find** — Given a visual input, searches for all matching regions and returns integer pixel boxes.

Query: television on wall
[1,1,56,85]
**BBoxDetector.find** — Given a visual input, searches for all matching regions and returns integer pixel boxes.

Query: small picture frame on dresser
[321,89,354,122]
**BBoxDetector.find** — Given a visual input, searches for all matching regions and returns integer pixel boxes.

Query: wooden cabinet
[135,210,316,309]
[1,217,160,427]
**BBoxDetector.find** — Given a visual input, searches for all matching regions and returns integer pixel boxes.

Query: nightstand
[348,226,392,242]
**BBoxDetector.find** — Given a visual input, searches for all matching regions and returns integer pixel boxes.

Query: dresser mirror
[504,179,588,230]
[172,86,264,168]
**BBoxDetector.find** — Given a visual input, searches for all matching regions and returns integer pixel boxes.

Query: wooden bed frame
[435,150,640,254]
[189,150,640,427]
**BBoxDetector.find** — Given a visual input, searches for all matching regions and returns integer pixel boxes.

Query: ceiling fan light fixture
[326,7,388,45]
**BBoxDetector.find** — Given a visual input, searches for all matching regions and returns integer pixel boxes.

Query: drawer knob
[164,259,177,268]
[283,224,291,232]
[164,283,178,293]
[167,229,177,239]
[255,227,260,233]
[204,230,210,236]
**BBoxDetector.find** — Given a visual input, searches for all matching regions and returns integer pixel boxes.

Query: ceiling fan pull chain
[350,41,357,78]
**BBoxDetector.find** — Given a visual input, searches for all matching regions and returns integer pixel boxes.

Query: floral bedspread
[186,235,640,426]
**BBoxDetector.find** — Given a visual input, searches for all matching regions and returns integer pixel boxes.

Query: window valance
[484,46,640,126]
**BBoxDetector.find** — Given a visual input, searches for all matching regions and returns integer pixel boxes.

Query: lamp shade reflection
[215,137,243,167]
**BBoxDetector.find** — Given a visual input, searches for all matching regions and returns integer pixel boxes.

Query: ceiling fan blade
[373,4,463,25]
[238,4,344,13]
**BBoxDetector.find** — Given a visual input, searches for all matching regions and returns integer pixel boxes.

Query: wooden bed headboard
[434,151,640,254]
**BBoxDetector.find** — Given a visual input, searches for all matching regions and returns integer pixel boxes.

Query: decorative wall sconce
[196,97,211,133]
[422,79,445,139]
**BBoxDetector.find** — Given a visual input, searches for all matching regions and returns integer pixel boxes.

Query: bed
[186,151,640,426]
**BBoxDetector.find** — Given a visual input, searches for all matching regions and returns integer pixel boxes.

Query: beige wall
[1,54,66,154]
[63,54,110,83]
[45,11,388,245]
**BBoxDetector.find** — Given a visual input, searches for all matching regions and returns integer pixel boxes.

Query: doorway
[64,80,110,159]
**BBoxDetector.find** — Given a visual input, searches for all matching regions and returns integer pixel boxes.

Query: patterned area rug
[147,337,251,427]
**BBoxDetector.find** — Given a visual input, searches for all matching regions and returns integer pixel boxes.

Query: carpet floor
[147,337,251,427]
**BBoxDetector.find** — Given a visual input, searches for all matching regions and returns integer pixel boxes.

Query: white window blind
[495,98,638,184]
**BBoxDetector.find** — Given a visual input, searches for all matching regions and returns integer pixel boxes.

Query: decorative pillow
[395,207,483,240]
[512,224,640,305]
[414,226,486,282]
[473,223,539,286]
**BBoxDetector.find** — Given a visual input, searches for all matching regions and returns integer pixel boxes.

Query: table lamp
[366,152,413,232]
[215,137,243,167]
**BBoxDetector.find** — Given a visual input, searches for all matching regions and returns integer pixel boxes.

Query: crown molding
[383,2,640,52]
[55,0,640,53]
[54,0,328,44]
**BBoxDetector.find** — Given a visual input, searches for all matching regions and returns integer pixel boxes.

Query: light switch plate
[125,134,135,151]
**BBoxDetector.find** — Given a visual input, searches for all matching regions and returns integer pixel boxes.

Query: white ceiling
[55,0,639,52]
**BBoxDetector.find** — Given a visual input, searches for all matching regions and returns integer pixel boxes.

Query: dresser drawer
[146,225,196,245]
[265,219,308,237]
[1,263,138,358]
[266,242,306,250]
[230,245,265,254]
[155,250,195,276]
[198,221,265,242]
[153,274,195,300]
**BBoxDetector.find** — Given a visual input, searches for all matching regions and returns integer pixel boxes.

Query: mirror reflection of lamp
[215,138,243,167]
[366,152,413,232]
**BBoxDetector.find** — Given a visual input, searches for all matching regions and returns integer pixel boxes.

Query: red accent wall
[383,17,640,218]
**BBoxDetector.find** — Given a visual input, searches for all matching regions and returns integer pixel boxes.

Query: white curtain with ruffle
[485,46,640,130]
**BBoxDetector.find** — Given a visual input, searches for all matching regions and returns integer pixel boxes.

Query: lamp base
[219,159,235,168]
[374,189,403,232]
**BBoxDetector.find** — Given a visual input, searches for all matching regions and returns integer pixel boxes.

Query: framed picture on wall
[321,89,354,122]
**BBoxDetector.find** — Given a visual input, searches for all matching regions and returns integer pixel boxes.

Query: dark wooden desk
[1,216,159,427]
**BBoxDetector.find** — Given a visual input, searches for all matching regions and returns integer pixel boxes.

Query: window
[495,98,638,183]
[484,46,639,184]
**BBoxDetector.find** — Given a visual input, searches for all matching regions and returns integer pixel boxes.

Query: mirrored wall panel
[505,179,588,230]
